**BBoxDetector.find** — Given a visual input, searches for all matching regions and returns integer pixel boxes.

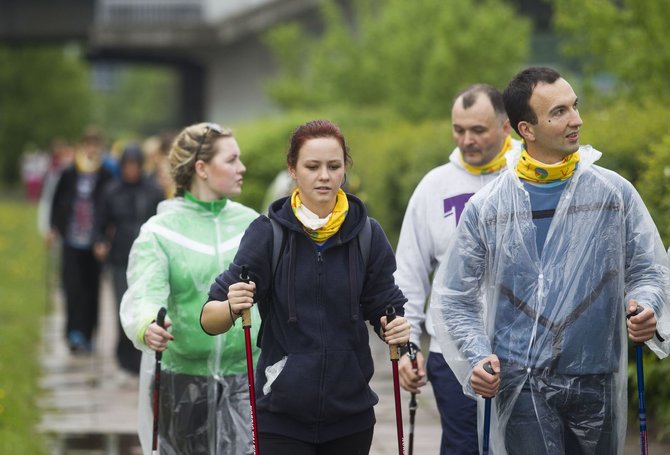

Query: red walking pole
[240,265,260,454]
[152,307,167,455]
[386,305,405,455]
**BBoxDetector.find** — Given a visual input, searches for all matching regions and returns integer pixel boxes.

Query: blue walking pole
[634,343,648,455]
[627,306,651,455]
[482,362,496,455]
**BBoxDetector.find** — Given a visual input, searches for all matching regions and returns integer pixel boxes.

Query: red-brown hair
[287,120,353,169]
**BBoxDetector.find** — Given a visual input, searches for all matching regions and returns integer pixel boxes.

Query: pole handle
[385,306,400,360]
[482,361,497,399]
[408,342,419,371]
[156,307,167,328]
[239,265,253,327]
[155,307,167,361]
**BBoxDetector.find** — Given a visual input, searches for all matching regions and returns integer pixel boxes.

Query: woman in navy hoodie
[201,119,409,454]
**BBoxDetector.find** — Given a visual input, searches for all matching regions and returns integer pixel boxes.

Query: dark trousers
[258,428,374,455]
[62,245,101,342]
[111,264,140,374]
[501,372,615,455]
[426,352,479,455]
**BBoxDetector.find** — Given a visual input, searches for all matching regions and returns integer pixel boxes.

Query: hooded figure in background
[94,143,164,376]
[431,67,670,455]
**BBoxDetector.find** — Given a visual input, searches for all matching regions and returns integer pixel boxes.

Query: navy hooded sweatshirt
[207,193,406,443]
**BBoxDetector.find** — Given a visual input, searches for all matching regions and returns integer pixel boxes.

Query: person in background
[38,138,74,237]
[201,119,410,455]
[94,143,164,379]
[120,123,259,454]
[143,131,176,198]
[49,128,114,353]
[395,84,521,454]
[431,67,670,454]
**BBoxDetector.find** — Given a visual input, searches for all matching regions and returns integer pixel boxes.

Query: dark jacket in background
[50,165,114,244]
[95,177,164,266]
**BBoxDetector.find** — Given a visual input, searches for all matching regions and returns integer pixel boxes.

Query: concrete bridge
[0,0,553,128]
[0,0,324,125]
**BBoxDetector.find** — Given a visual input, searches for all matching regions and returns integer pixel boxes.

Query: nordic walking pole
[482,362,496,455]
[152,307,167,455]
[407,343,419,455]
[386,305,405,455]
[627,306,650,455]
[240,265,260,454]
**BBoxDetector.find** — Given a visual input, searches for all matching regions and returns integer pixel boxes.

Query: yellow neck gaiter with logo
[516,148,579,183]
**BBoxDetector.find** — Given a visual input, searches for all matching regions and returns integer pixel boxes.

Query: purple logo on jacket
[443,193,474,224]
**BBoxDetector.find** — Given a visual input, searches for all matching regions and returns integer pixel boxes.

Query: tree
[92,64,179,140]
[0,45,91,184]
[553,0,670,102]
[264,0,531,120]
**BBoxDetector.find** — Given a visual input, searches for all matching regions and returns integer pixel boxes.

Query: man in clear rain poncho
[430,67,670,455]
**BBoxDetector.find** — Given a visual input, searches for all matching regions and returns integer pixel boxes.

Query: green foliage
[92,65,179,139]
[0,202,47,454]
[578,99,670,186]
[232,107,451,245]
[553,0,670,102]
[637,134,670,246]
[264,0,530,120]
[0,45,91,183]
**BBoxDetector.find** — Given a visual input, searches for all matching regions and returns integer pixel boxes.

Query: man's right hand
[471,355,500,398]
[399,350,427,393]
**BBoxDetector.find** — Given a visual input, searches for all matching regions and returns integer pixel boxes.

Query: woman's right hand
[143,319,174,352]
[227,280,256,315]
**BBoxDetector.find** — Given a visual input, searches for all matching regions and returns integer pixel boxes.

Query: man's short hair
[503,67,562,136]
[453,84,506,118]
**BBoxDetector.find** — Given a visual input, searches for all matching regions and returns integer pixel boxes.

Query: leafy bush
[232,107,451,245]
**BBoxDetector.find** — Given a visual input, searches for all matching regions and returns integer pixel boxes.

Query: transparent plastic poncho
[431,146,670,455]
[120,197,260,455]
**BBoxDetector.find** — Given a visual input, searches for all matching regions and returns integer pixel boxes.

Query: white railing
[96,0,285,24]
[208,0,279,19]
[96,0,205,24]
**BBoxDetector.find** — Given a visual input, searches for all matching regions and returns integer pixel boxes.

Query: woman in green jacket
[120,123,260,455]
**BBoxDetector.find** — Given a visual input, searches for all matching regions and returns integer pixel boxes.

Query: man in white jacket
[395,83,522,454]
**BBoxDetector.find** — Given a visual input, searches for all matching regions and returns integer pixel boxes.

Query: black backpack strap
[270,218,284,276]
[258,218,285,347]
[358,216,372,272]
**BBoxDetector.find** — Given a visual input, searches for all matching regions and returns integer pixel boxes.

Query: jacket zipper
[212,217,224,380]
[316,249,326,440]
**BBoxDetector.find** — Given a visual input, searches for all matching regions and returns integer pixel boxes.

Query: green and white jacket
[121,192,260,376]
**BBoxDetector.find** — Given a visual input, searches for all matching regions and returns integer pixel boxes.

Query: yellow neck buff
[74,151,102,174]
[459,135,512,175]
[291,188,349,243]
[516,147,579,183]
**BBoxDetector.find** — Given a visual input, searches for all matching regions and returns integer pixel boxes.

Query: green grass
[0,200,47,454]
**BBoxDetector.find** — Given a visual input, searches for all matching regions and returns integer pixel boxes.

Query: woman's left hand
[381,315,410,345]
